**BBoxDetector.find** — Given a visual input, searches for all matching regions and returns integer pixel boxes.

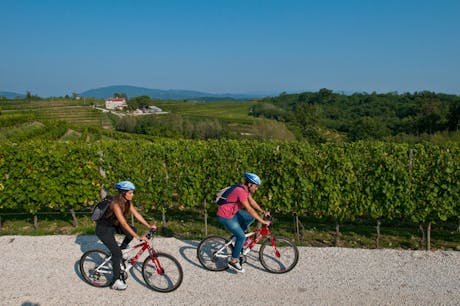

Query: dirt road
[1,235,459,306]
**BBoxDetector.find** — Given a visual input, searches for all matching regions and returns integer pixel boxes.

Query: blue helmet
[115,181,136,191]
[244,172,261,186]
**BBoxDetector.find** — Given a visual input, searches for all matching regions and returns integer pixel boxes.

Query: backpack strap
[217,184,244,205]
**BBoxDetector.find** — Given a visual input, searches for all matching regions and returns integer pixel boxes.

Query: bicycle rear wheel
[259,236,299,274]
[142,252,183,292]
[196,235,232,271]
[79,249,113,287]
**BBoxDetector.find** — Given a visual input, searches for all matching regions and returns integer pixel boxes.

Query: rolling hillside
[79,85,261,101]
[0,98,296,142]
[0,91,25,99]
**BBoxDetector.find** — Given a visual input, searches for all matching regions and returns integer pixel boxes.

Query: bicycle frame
[94,233,162,277]
[122,240,152,271]
[197,215,298,274]
[215,224,275,258]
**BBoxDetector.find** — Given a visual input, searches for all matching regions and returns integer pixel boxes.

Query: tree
[127,95,152,111]
[349,117,391,141]
[120,92,128,100]
[447,100,460,131]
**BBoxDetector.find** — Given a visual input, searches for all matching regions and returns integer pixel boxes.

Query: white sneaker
[228,260,245,273]
[111,279,127,290]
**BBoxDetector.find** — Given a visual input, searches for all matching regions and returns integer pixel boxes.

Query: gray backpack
[90,195,113,221]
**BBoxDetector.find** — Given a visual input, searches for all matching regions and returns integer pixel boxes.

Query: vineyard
[0,99,113,129]
[0,98,459,250]
[0,138,459,249]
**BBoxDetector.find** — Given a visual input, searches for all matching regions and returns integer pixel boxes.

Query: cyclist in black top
[95,181,156,290]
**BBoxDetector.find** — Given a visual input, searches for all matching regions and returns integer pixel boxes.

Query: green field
[0,98,296,141]
[155,100,256,123]
[0,99,112,130]
[154,100,296,139]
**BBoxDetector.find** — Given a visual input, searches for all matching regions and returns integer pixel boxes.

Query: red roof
[105,97,126,101]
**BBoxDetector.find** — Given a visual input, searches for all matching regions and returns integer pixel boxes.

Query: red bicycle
[197,217,299,273]
[79,229,183,292]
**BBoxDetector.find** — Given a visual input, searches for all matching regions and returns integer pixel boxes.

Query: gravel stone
[0,235,459,305]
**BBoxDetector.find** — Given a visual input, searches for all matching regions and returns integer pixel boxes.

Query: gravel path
[0,235,459,306]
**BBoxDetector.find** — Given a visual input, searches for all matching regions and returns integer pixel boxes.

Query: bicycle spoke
[259,237,299,274]
[142,253,183,292]
[197,235,232,271]
[79,250,113,287]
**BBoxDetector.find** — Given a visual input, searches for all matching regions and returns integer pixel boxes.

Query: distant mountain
[79,85,262,101]
[0,91,25,99]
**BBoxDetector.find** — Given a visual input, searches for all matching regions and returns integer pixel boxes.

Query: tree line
[253,89,460,143]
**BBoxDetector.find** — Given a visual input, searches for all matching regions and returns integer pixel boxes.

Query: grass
[134,100,296,140]
[0,121,46,140]
[154,100,257,122]
[1,209,459,251]
[1,99,113,130]
[0,99,88,110]
[1,99,289,139]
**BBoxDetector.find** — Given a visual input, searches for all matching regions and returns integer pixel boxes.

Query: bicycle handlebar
[263,215,273,227]
[145,228,157,239]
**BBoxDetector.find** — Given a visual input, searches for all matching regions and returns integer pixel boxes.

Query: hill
[0,91,26,99]
[0,98,296,141]
[79,85,261,101]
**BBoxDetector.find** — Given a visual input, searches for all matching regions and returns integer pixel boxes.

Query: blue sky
[1,0,459,97]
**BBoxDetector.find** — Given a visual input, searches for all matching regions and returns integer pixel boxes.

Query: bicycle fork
[147,249,165,275]
[269,235,281,258]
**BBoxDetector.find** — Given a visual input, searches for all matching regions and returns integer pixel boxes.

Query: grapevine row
[0,140,459,228]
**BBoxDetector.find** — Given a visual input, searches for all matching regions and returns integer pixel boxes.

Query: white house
[148,105,163,113]
[105,97,127,110]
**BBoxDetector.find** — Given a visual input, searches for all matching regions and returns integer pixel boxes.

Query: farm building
[105,97,127,110]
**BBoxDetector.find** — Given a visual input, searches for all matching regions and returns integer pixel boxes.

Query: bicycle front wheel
[259,236,299,274]
[196,235,232,271]
[79,249,113,287]
[142,252,183,292]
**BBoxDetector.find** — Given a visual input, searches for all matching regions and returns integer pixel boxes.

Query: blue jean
[218,210,255,260]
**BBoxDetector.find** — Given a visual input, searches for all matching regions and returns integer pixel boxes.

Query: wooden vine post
[161,161,168,226]
[375,219,381,249]
[204,199,208,236]
[293,211,305,244]
[335,222,340,246]
[294,213,300,243]
[418,223,426,249]
[427,222,431,251]
[70,208,79,227]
